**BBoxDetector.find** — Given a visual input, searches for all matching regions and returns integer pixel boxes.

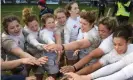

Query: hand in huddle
[65,72,91,80]
[60,65,75,74]
[37,56,48,65]
[44,44,63,53]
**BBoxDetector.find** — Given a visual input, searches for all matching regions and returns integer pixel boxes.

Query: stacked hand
[65,72,91,80]
[21,56,48,66]
[60,65,75,74]
[44,44,63,53]
[21,58,37,65]
[37,56,48,65]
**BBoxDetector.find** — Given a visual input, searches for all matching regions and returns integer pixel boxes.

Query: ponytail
[22,8,32,24]
[22,8,38,26]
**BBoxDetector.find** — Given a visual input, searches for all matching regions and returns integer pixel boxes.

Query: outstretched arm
[76,61,102,75]
[1,58,35,70]
[95,63,133,80]
[64,39,91,50]
[45,39,91,53]
[91,52,133,79]
[73,48,104,71]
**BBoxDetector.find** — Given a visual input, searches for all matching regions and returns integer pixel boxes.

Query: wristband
[73,65,77,71]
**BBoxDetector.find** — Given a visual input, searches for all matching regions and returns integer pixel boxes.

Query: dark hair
[2,15,20,34]
[99,17,118,33]
[65,1,78,17]
[80,10,97,25]
[54,7,67,19]
[22,8,38,25]
[41,13,55,27]
[113,24,133,42]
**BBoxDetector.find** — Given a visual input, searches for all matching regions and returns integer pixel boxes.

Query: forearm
[76,62,102,75]
[73,54,93,71]
[95,63,133,80]
[21,52,34,58]
[29,40,45,50]
[64,39,90,51]
[64,42,80,50]
[74,48,104,70]
[11,48,34,58]
[55,34,62,44]
[27,35,43,47]
[30,39,44,47]
[91,60,125,79]
[1,59,22,70]
[94,53,133,79]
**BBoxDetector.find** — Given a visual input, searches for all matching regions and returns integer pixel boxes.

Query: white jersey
[64,16,80,43]
[95,63,133,80]
[2,30,25,60]
[2,30,25,51]
[77,26,101,59]
[98,34,113,54]
[91,51,133,80]
[27,32,42,46]
[39,28,55,44]
[99,44,133,66]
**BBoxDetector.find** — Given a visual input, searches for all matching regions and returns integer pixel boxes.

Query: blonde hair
[22,8,38,25]
[22,8,32,24]
[54,7,67,18]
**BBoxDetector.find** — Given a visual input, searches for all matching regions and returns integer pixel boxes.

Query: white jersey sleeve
[99,53,112,66]
[39,29,55,44]
[91,52,133,79]
[95,63,133,80]
[99,49,117,66]
[27,33,43,47]
[98,34,113,54]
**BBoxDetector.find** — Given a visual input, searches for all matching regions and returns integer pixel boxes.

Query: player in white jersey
[39,13,61,79]
[22,8,48,80]
[45,17,118,75]
[65,52,133,80]
[54,7,68,67]
[64,24,133,80]
[63,1,81,64]
[1,15,48,77]
[71,11,101,65]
